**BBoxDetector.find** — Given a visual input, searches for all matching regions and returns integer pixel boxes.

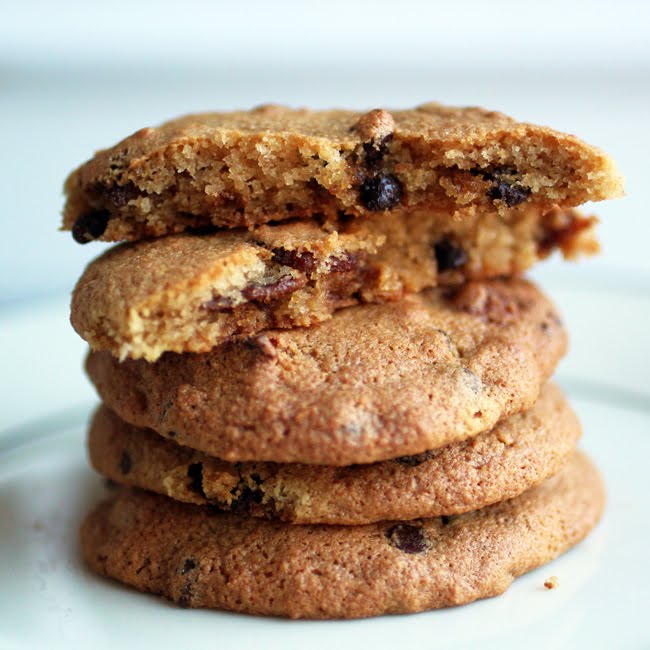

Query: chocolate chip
[440,515,453,526]
[395,450,434,466]
[71,210,109,243]
[271,248,317,274]
[386,524,431,554]
[434,239,468,272]
[470,166,531,207]
[229,485,264,515]
[180,558,196,575]
[186,224,218,236]
[119,451,132,475]
[177,558,199,607]
[241,275,306,303]
[359,174,403,211]
[187,463,205,497]
[487,181,530,207]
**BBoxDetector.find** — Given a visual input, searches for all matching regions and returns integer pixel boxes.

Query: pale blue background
[1,0,649,306]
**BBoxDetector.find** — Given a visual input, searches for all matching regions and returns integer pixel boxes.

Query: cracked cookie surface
[63,103,622,242]
[85,278,567,465]
[79,452,604,618]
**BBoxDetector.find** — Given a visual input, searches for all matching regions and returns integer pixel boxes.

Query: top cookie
[62,103,622,242]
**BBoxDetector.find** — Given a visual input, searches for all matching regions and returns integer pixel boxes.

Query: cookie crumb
[544,575,559,590]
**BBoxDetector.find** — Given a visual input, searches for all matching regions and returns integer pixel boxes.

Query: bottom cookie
[80,452,604,619]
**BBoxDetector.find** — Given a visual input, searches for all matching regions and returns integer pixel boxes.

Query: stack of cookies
[63,104,621,619]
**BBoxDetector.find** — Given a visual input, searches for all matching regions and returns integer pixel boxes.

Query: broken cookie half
[62,103,622,242]
[71,206,595,360]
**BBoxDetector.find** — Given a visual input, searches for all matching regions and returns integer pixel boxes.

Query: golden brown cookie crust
[88,384,581,524]
[85,279,567,465]
[79,452,604,619]
[62,103,622,242]
[72,207,596,361]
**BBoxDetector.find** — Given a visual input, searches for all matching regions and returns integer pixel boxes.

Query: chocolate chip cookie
[88,383,580,524]
[85,278,567,465]
[79,452,604,618]
[63,103,622,242]
[72,207,595,361]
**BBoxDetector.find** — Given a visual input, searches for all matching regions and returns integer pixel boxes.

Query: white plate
[0,271,649,649]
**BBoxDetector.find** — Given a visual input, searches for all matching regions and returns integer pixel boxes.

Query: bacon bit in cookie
[242,275,306,303]
[271,248,317,274]
[201,295,235,312]
[544,576,559,590]
[328,252,361,273]
[538,209,599,260]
